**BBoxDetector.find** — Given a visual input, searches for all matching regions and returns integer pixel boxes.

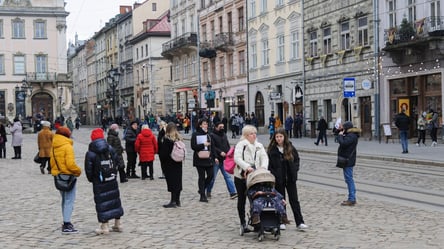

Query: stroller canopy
[246,168,275,190]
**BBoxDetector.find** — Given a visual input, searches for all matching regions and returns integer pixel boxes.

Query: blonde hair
[165,122,182,141]
[241,125,257,140]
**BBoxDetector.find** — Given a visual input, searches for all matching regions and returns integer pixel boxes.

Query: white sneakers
[279,224,286,230]
[297,223,309,230]
[432,141,438,147]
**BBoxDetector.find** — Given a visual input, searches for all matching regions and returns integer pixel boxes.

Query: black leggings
[234,177,247,225]
[196,166,213,195]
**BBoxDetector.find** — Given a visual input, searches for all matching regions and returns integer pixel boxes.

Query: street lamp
[107,67,120,120]
[15,79,33,118]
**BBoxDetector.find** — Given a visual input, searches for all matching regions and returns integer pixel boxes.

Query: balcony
[199,41,217,58]
[26,72,57,81]
[214,32,234,52]
[162,32,198,59]
[383,16,444,64]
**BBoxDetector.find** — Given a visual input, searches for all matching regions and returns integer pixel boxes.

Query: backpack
[223,147,235,174]
[97,151,116,182]
[171,140,186,162]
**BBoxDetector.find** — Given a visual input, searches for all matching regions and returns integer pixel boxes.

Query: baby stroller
[239,168,281,241]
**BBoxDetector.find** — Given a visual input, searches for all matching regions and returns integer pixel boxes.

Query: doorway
[359,96,372,139]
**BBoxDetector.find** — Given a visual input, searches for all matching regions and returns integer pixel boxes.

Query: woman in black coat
[85,128,124,235]
[158,122,183,208]
[268,128,307,230]
[107,124,127,183]
[190,118,213,202]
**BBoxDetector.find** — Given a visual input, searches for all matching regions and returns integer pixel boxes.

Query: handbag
[197,150,211,159]
[336,156,349,168]
[34,152,42,164]
[223,147,235,174]
[52,149,76,191]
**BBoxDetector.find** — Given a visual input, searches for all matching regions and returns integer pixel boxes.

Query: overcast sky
[65,0,137,44]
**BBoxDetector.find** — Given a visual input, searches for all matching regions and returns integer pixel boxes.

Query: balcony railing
[214,32,234,50]
[384,16,444,45]
[26,72,57,81]
[162,32,197,54]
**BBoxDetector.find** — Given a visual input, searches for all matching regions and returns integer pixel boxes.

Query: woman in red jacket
[135,124,158,180]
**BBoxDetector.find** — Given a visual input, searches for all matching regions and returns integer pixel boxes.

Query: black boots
[175,191,181,207]
[141,165,148,180]
[199,193,208,203]
[163,192,177,208]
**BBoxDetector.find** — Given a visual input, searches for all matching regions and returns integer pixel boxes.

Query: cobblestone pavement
[0,127,443,248]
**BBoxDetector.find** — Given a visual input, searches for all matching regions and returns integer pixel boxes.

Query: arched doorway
[32,93,54,121]
[254,92,265,127]
[341,98,350,122]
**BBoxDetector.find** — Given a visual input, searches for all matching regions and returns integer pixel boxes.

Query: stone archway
[31,92,53,121]
[254,92,265,127]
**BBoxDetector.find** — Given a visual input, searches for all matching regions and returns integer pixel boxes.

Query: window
[431,1,441,28]
[35,55,47,73]
[203,61,209,82]
[145,44,148,56]
[388,0,397,28]
[260,0,267,14]
[34,20,46,38]
[211,58,216,81]
[323,27,331,54]
[183,56,188,79]
[238,7,244,31]
[141,46,144,58]
[152,3,157,11]
[0,91,5,117]
[408,0,416,23]
[202,24,207,41]
[276,0,284,7]
[219,16,223,33]
[358,17,369,46]
[136,48,139,60]
[219,56,225,79]
[0,55,4,74]
[249,0,256,18]
[227,12,232,33]
[181,18,186,35]
[261,40,269,66]
[191,54,197,76]
[228,53,234,77]
[0,20,3,38]
[340,22,350,50]
[14,55,25,74]
[12,19,25,38]
[309,31,318,57]
[239,50,245,75]
[277,35,285,62]
[210,21,215,41]
[290,31,299,59]
[250,43,257,68]
[190,14,195,32]
[174,59,180,80]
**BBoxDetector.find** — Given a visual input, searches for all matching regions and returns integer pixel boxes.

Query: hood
[88,138,110,154]
[52,134,73,149]
[107,128,119,137]
[347,127,362,135]
[140,128,154,138]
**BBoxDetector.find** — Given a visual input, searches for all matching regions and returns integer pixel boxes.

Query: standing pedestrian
[233,125,269,232]
[0,122,7,158]
[337,121,360,206]
[428,109,439,147]
[284,115,294,138]
[274,115,282,129]
[50,127,81,234]
[157,121,167,179]
[158,122,184,208]
[85,128,124,235]
[268,128,308,230]
[229,114,238,138]
[10,117,23,159]
[191,119,213,202]
[135,124,158,180]
[314,116,328,146]
[207,121,237,199]
[66,117,74,132]
[38,121,53,174]
[124,121,140,178]
[294,114,303,138]
[416,112,427,146]
[395,108,410,153]
[107,123,128,183]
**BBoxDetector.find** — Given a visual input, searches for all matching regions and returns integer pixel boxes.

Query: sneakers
[61,223,78,234]
[279,224,286,230]
[432,141,437,147]
[416,143,420,147]
[230,193,238,199]
[297,223,308,230]
[340,200,357,206]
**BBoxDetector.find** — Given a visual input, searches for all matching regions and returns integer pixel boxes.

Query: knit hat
[141,124,149,130]
[56,127,71,138]
[41,121,51,127]
[90,128,104,141]
[342,121,353,131]
[130,121,138,126]
[110,123,119,130]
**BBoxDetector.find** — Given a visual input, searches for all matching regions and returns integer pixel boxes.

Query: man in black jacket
[314,116,328,146]
[395,108,410,153]
[124,121,140,178]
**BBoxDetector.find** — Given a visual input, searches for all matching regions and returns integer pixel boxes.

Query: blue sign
[343,78,355,98]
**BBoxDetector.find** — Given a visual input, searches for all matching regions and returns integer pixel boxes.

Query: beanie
[342,121,353,131]
[56,127,71,138]
[90,128,104,141]
[41,121,51,127]
[110,123,119,130]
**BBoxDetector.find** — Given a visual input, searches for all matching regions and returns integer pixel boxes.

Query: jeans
[399,130,408,152]
[207,162,236,195]
[60,183,77,223]
[343,167,356,202]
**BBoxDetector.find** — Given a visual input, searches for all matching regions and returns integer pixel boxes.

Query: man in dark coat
[314,116,328,146]
[395,109,410,153]
[124,121,140,178]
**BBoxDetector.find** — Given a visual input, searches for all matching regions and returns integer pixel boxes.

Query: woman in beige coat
[38,121,53,174]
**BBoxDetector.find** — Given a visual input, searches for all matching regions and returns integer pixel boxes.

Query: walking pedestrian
[107,124,128,183]
[207,121,237,199]
[191,119,213,202]
[124,121,140,178]
[50,127,81,234]
[233,125,269,232]
[395,108,410,153]
[428,109,439,147]
[416,112,427,146]
[314,116,328,146]
[158,122,183,208]
[268,128,308,231]
[135,124,158,180]
[10,117,23,159]
[85,128,124,235]
[37,121,53,174]
[0,122,7,158]
[337,121,360,206]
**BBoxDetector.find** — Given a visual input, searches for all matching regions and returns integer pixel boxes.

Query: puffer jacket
[135,128,158,162]
[10,121,23,146]
[233,139,268,179]
[124,127,138,152]
[50,134,81,177]
[337,127,361,167]
[38,127,53,157]
[107,129,124,154]
[84,138,124,223]
[191,128,213,167]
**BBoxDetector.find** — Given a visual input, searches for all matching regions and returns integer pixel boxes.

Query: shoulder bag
[52,149,77,191]
[336,148,356,168]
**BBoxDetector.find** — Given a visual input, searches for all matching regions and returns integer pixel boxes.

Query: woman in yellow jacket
[50,127,82,234]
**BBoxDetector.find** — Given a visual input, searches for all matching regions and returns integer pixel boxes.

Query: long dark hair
[268,127,294,161]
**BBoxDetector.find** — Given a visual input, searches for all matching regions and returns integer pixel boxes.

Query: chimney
[120,5,132,14]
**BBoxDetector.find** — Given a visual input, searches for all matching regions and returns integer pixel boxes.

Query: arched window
[254,92,265,126]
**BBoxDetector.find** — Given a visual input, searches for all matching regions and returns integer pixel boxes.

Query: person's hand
[221,152,226,157]
[215,158,219,163]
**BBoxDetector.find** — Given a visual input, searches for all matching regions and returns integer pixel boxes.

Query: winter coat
[124,127,138,152]
[210,129,230,161]
[268,144,300,187]
[337,128,360,167]
[191,128,213,167]
[9,121,23,146]
[84,138,124,223]
[135,128,158,162]
[417,116,426,131]
[0,124,7,144]
[158,136,183,192]
[317,118,328,131]
[107,129,124,154]
[50,134,81,177]
[38,127,53,158]
[233,139,269,179]
[285,117,294,131]
[395,112,410,131]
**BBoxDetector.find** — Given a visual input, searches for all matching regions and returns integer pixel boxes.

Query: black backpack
[97,151,116,182]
